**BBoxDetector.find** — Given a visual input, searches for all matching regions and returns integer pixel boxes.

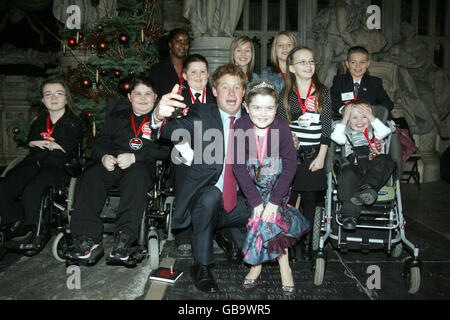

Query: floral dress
[241,157,311,265]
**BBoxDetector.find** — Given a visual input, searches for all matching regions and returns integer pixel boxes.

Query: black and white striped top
[277,87,332,148]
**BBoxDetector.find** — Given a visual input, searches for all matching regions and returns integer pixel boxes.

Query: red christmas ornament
[67,37,77,48]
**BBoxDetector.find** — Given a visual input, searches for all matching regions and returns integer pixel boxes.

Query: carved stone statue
[312,0,387,87]
[183,0,245,38]
[385,22,450,139]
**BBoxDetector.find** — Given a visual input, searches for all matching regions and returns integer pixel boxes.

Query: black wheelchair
[56,97,175,269]
[0,148,82,259]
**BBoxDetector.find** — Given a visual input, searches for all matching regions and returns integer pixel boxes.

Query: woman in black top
[0,80,83,250]
[149,28,190,97]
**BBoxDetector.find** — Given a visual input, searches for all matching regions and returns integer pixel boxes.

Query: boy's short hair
[347,46,370,61]
[129,76,155,93]
[211,63,247,89]
[183,54,209,70]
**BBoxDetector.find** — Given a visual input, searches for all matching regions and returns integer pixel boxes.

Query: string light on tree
[118,33,129,44]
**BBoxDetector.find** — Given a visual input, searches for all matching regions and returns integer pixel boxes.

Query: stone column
[189,37,235,76]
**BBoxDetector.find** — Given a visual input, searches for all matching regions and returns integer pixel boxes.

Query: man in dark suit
[151,64,248,293]
[330,46,394,115]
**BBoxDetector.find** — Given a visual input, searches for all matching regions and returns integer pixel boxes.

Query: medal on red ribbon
[253,126,269,181]
[129,114,148,150]
[363,128,380,159]
[40,115,61,141]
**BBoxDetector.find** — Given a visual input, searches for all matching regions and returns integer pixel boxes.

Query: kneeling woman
[0,80,83,254]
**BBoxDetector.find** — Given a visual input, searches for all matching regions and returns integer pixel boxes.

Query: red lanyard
[278,66,285,82]
[46,115,62,137]
[363,128,376,153]
[253,126,269,167]
[188,87,205,104]
[131,114,149,137]
[295,82,313,114]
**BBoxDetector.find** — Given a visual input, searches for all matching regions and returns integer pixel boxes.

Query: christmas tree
[15,0,165,152]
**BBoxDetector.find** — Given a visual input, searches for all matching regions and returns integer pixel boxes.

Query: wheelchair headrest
[106,97,132,122]
[370,105,389,124]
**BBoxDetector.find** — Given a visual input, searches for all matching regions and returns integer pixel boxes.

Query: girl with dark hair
[0,80,83,254]
[149,28,190,97]
[233,79,310,296]
[277,46,333,260]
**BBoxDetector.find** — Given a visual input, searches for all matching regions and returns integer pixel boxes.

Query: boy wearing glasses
[330,46,393,115]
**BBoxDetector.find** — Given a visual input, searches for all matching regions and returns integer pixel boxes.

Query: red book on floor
[149,267,183,283]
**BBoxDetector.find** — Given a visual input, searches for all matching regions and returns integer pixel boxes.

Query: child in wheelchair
[0,79,83,256]
[330,99,395,231]
[68,76,162,265]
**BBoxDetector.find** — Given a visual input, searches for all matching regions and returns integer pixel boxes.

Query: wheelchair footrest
[359,205,392,216]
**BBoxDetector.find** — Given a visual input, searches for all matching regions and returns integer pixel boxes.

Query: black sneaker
[70,236,103,261]
[109,230,133,262]
[350,185,378,206]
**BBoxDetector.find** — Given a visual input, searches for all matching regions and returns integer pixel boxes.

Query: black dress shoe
[214,230,233,254]
[229,246,243,264]
[190,263,220,293]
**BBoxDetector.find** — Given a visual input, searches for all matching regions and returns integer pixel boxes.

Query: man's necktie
[194,92,201,104]
[353,82,360,98]
[223,116,237,213]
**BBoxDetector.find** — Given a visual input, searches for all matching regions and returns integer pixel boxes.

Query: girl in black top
[0,80,83,250]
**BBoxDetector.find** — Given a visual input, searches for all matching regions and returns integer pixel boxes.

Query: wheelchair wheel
[402,256,421,294]
[52,231,72,262]
[312,206,324,252]
[148,237,159,270]
[164,196,175,240]
[313,257,325,286]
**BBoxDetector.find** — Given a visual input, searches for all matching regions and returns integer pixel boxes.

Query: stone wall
[161,0,191,33]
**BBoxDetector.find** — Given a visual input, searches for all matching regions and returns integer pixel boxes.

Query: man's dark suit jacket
[158,103,233,229]
[330,73,394,113]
